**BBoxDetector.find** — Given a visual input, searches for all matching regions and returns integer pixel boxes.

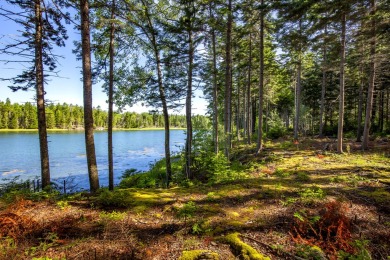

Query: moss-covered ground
[0,137,389,259]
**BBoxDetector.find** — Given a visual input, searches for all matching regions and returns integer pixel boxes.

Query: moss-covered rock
[218,233,270,260]
[179,250,219,260]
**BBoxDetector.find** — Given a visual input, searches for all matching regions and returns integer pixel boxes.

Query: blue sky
[0,2,207,115]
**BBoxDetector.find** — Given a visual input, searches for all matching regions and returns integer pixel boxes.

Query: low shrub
[291,201,353,256]
[120,156,184,188]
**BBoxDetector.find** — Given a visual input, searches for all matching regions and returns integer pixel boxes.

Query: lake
[0,130,185,191]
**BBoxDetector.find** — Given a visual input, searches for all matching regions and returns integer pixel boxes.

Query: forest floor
[0,137,389,259]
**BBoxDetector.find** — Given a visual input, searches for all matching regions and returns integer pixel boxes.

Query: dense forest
[1,0,389,189]
[0,0,390,259]
[0,99,209,129]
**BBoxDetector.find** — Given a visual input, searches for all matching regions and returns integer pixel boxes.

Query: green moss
[224,220,245,228]
[295,171,310,182]
[296,244,327,259]
[229,211,240,218]
[179,250,219,260]
[359,188,390,203]
[95,188,175,208]
[218,233,270,260]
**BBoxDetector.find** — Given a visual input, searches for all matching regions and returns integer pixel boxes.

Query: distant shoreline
[0,127,186,132]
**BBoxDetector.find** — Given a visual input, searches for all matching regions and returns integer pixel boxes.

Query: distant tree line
[0,99,209,130]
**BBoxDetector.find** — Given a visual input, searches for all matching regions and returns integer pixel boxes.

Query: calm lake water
[0,130,185,191]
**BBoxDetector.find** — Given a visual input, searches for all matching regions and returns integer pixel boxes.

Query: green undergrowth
[119,152,253,189]
[0,138,389,259]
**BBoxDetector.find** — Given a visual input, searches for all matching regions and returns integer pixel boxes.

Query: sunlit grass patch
[95,188,176,208]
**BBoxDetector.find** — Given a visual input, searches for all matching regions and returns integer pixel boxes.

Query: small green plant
[330,175,348,183]
[295,244,326,259]
[56,200,69,210]
[296,171,310,182]
[274,169,291,178]
[95,189,132,208]
[294,210,320,224]
[25,233,59,257]
[293,211,305,222]
[281,197,298,206]
[347,174,367,187]
[0,237,17,258]
[299,186,325,202]
[206,192,217,201]
[191,219,212,235]
[338,239,372,259]
[177,201,197,221]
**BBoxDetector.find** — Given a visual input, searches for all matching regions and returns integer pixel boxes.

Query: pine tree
[0,0,68,188]
[122,0,182,187]
[362,0,377,150]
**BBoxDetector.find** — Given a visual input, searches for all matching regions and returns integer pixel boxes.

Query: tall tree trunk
[252,97,256,134]
[319,25,327,138]
[154,46,171,186]
[356,58,365,142]
[108,0,115,191]
[236,75,240,141]
[185,27,194,179]
[337,12,346,153]
[210,6,218,154]
[356,20,366,142]
[379,88,384,132]
[35,0,50,189]
[142,4,172,187]
[362,0,376,151]
[371,89,377,131]
[247,33,252,144]
[224,0,232,158]
[256,0,264,154]
[80,0,99,192]
[386,89,389,130]
[294,19,302,141]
